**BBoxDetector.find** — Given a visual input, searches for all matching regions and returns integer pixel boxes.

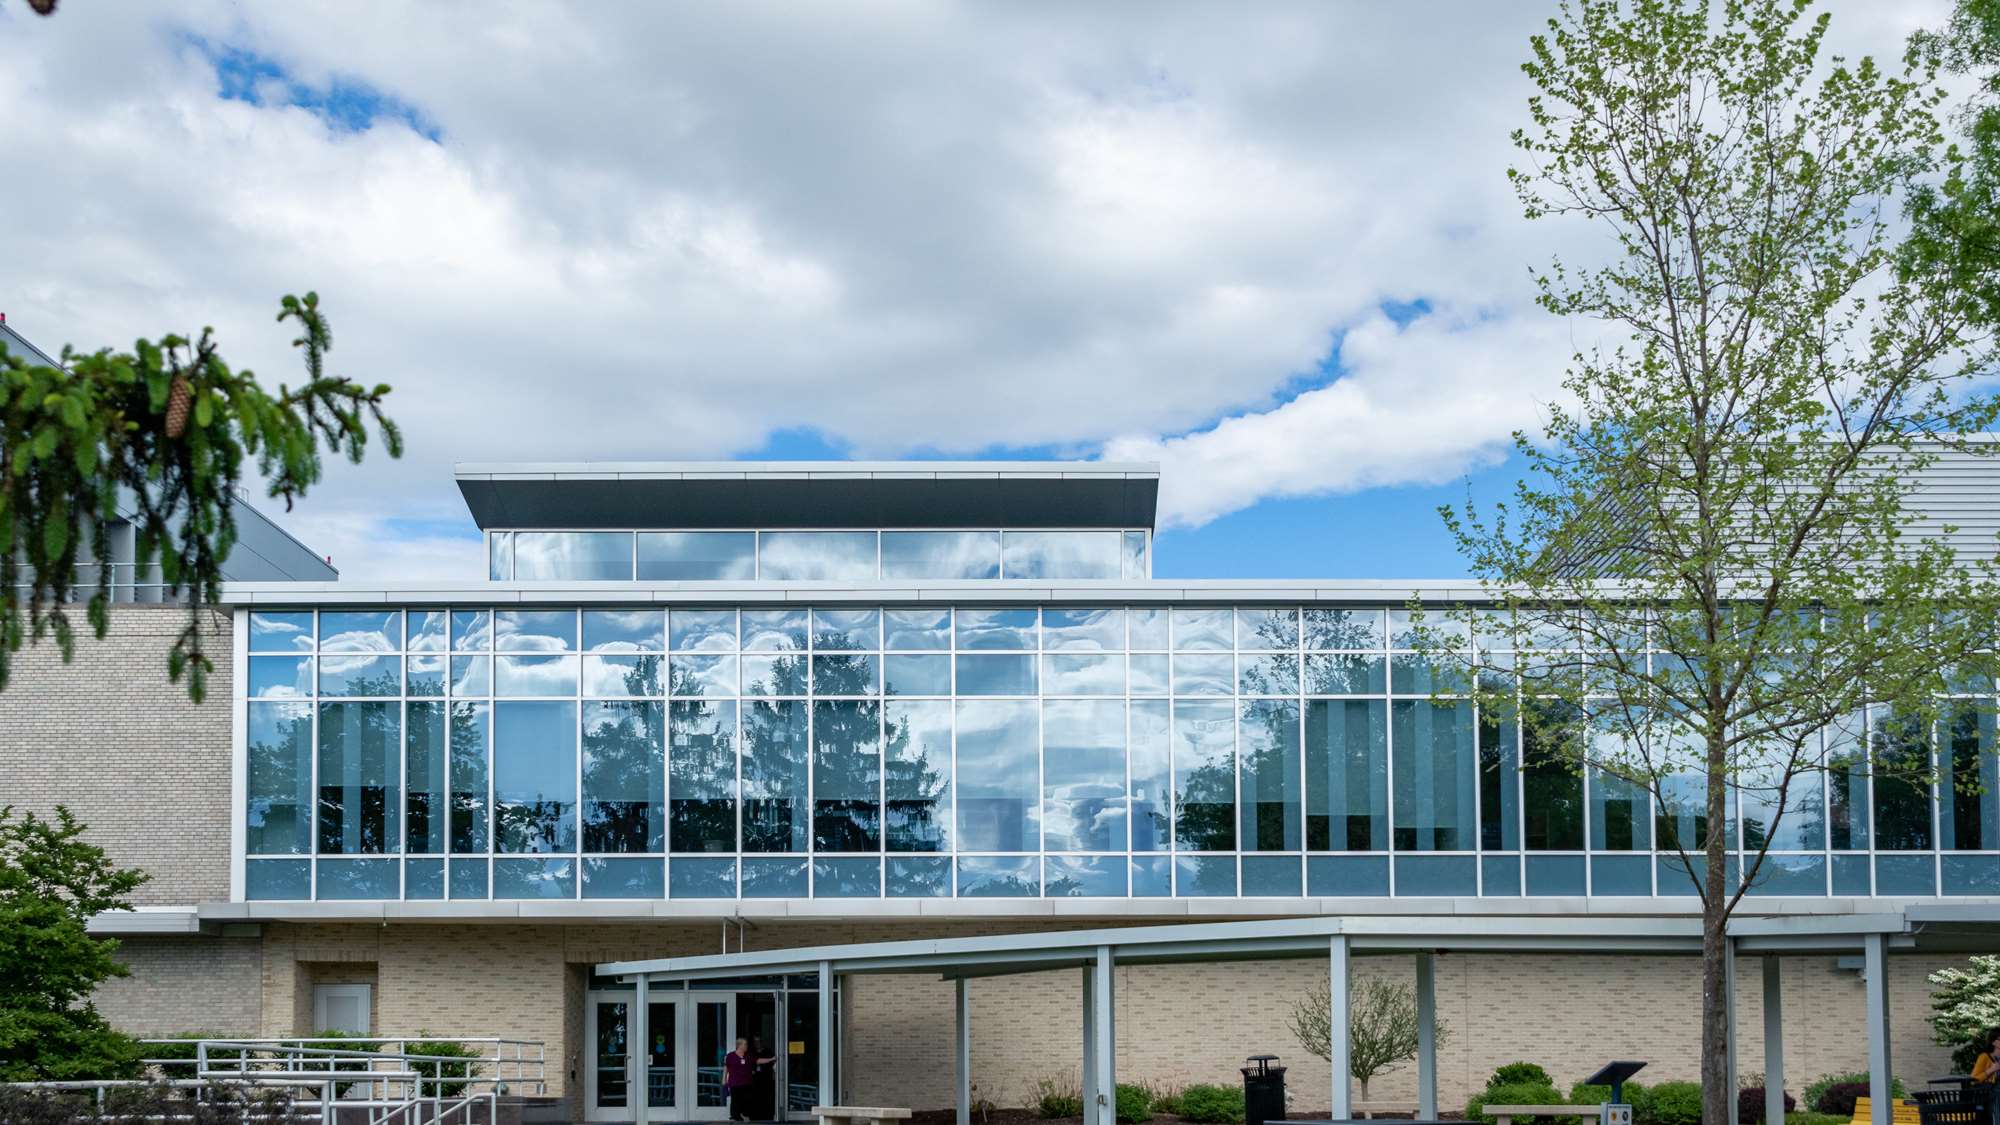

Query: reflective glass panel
[1128,607,1169,650]
[408,611,447,653]
[497,654,579,697]
[1173,700,1235,851]
[1306,700,1386,851]
[250,611,314,653]
[407,654,445,697]
[885,700,951,852]
[880,531,1000,580]
[1122,532,1149,580]
[584,856,664,899]
[884,654,951,696]
[812,700,881,851]
[250,656,312,699]
[1305,654,1384,694]
[956,654,1036,696]
[1303,608,1384,651]
[247,702,313,854]
[1828,708,1870,850]
[888,855,952,897]
[1478,711,1520,850]
[1130,700,1171,852]
[1237,608,1299,650]
[956,700,1038,851]
[742,609,809,652]
[884,608,952,651]
[1391,701,1475,851]
[1001,531,1120,579]
[1871,705,1933,849]
[449,702,490,854]
[812,653,879,695]
[585,654,664,697]
[318,701,399,854]
[812,608,880,652]
[742,654,810,697]
[451,610,493,651]
[760,532,877,581]
[1044,654,1124,696]
[1172,654,1233,696]
[1942,705,2000,850]
[494,701,577,853]
[1173,609,1233,652]
[742,700,809,853]
[407,701,447,854]
[1521,700,1584,850]
[1238,653,1299,696]
[955,608,1037,650]
[669,610,737,652]
[496,610,576,653]
[584,701,665,853]
[1043,608,1124,652]
[668,655,737,698]
[813,857,881,897]
[1047,854,1127,896]
[584,610,664,653]
[637,532,755,581]
[490,533,512,581]
[1128,654,1169,695]
[957,855,1039,897]
[515,532,632,581]
[320,653,400,697]
[1240,699,1301,851]
[451,655,492,696]
[669,700,735,853]
[1044,699,1126,852]
[320,610,400,654]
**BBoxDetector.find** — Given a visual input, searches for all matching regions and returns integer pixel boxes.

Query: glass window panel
[1238,855,1301,896]
[1739,740,1825,852]
[1304,654,1385,694]
[584,857,664,899]
[812,700,881,851]
[742,609,809,652]
[742,700,810,853]
[1237,608,1299,650]
[1043,608,1125,653]
[250,611,315,653]
[1173,699,1236,852]
[407,702,446,854]
[494,701,577,853]
[1238,653,1299,696]
[497,654,580,697]
[1746,853,1826,896]
[1172,654,1234,696]
[246,859,311,900]
[955,608,1037,651]
[320,610,400,654]
[813,654,879,696]
[884,608,952,650]
[317,858,399,900]
[1303,608,1385,651]
[1941,704,1999,850]
[637,532,755,581]
[1481,855,1521,895]
[450,655,492,696]
[956,700,1038,851]
[1943,854,2000,895]
[812,857,880,897]
[1131,854,1172,897]
[1172,609,1232,652]
[741,857,809,898]
[1390,654,1469,696]
[584,701,665,854]
[669,610,737,653]
[1478,711,1520,851]
[957,855,1039,897]
[668,700,734,854]
[247,702,313,855]
[1001,531,1120,580]
[449,702,490,854]
[1521,700,1584,850]
[1392,701,1475,851]
[1305,699,1387,851]
[1043,700,1126,852]
[493,857,576,899]
[318,701,399,855]
[760,532,877,581]
[1128,607,1169,650]
[1128,654,1170,695]
[451,610,492,652]
[669,655,737,698]
[742,654,809,697]
[1396,854,1478,896]
[885,654,951,696]
[1587,716,1652,851]
[496,610,576,653]
[880,531,1000,580]
[1130,700,1171,852]
[956,654,1036,696]
[1047,854,1127,897]
[1307,854,1389,896]
[584,610,664,653]
[490,533,512,580]
[407,654,445,697]
[320,654,400,697]
[1828,708,1870,849]
[1122,531,1149,579]
[1390,608,1463,651]
[408,611,447,653]
[886,700,951,852]
[887,855,952,898]
[1589,854,1652,896]
[1240,699,1302,852]
[812,608,880,652]
[585,654,664,697]
[250,656,313,699]
[1871,705,1933,850]
[514,532,632,581]
[1044,654,1124,696]
[449,858,488,899]
[1174,854,1237,896]
[1656,767,1721,853]
[1525,854,1588,895]
[1876,853,1936,895]
[669,857,736,898]
[1831,853,1871,894]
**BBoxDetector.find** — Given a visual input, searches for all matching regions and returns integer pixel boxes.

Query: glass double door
[587,991,735,1122]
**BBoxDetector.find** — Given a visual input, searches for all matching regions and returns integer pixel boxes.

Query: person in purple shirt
[725,1037,776,1122]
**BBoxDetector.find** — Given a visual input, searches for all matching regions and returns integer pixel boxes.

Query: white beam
[1763,957,1783,1125]
[1091,946,1116,1125]
[956,978,971,1125]
[634,974,650,1125]
[1865,934,1892,1125]
[819,960,835,1108]
[1415,953,1436,1121]
[1083,964,1098,1125]
[1329,936,1351,1121]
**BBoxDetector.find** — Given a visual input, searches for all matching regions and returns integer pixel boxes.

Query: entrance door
[586,995,632,1123]
[687,997,734,1121]
[588,990,734,1122]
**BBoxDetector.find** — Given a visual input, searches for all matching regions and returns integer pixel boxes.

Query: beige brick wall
[93,935,262,1037]
[0,604,231,906]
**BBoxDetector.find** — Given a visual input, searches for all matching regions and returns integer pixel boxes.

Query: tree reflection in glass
[886,700,949,851]
[585,699,664,853]
[669,700,734,852]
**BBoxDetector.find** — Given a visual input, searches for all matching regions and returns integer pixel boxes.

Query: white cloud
[0,1,1950,573]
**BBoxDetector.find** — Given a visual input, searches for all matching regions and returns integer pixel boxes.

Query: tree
[1433,1,2000,1120]
[1288,975,1450,1106]
[0,806,149,1080]
[1929,956,2000,1071]
[0,292,400,703]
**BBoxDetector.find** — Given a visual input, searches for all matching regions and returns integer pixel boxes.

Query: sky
[0,1,1951,582]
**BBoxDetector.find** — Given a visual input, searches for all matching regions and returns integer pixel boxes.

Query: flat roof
[217,578,1487,605]
[454,460,1160,531]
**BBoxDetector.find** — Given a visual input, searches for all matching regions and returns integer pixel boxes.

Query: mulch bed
[906,1112,1451,1125]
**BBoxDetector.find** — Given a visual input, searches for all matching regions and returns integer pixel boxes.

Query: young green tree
[1438,1,2000,1119]
[0,292,400,703]
[0,806,150,1080]
[1287,976,1449,1106]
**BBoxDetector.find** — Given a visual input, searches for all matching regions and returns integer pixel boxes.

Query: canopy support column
[635,974,651,1125]
[1866,933,1892,1125]
[819,960,835,1109]
[1415,952,1436,1121]
[1083,963,1098,1125]
[1329,936,1351,1121]
[1763,956,1784,1125]
[1089,946,1116,1125]
[956,978,971,1125]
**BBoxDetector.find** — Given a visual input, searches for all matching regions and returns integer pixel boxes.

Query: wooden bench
[1485,1104,1605,1125]
[813,1106,913,1125]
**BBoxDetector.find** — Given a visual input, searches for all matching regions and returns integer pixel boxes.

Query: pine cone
[164,377,193,439]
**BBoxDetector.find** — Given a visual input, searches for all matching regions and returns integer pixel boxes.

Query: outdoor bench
[813,1105,913,1125]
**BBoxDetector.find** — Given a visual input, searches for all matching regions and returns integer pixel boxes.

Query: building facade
[5,460,1997,1118]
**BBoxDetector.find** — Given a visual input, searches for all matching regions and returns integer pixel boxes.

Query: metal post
[956,978,971,1125]
[1866,933,1892,1125]
[1091,946,1116,1125]
[1329,936,1351,1121]
[635,974,651,1125]
[1415,952,1437,1121]
[819,960,835,1110]
[1083,964,1098,1125]
[1762,957,1784,1125]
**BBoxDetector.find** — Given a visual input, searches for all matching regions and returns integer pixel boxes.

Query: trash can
[1241,1055,1286,1125]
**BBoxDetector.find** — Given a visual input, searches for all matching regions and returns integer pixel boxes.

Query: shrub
[1467,1082,1573,1125]
[1115,1083,1154,1124]
[1141,1081,1184,1116]
[1738,1087,1797,1123]
[403,1036,481,1099]
[1803,1073,1907,1116]
[1642,1081,1703,1125]
[0,1081,309,1124]
[1177,1083,1247,1125]
[1035,1074,1083,1119]
[1490,1063,1555,1089]
[1571,1081,1647,1118]
[1786,1114,1851,1125]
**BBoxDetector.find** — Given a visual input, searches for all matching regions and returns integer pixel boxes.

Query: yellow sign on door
[789,1041,805,1055]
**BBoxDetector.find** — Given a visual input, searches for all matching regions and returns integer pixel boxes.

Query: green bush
[1035,1074,1083,1119]
[1641,1081,1703,1125]
[1786,1114,1852,1125]
[1177,1083,1246,1125]
[1801,1073,1908,1116]
[1115,1083,1154,1124]
[1571,1081,1647,1117]
[1490,1063,1555,1089]
[1467,1082,1574,1125]
[403,1037,481,1099]
[1142,1081,1184,1117]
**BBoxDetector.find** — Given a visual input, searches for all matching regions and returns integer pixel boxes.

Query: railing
[142,1037,546,1100]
